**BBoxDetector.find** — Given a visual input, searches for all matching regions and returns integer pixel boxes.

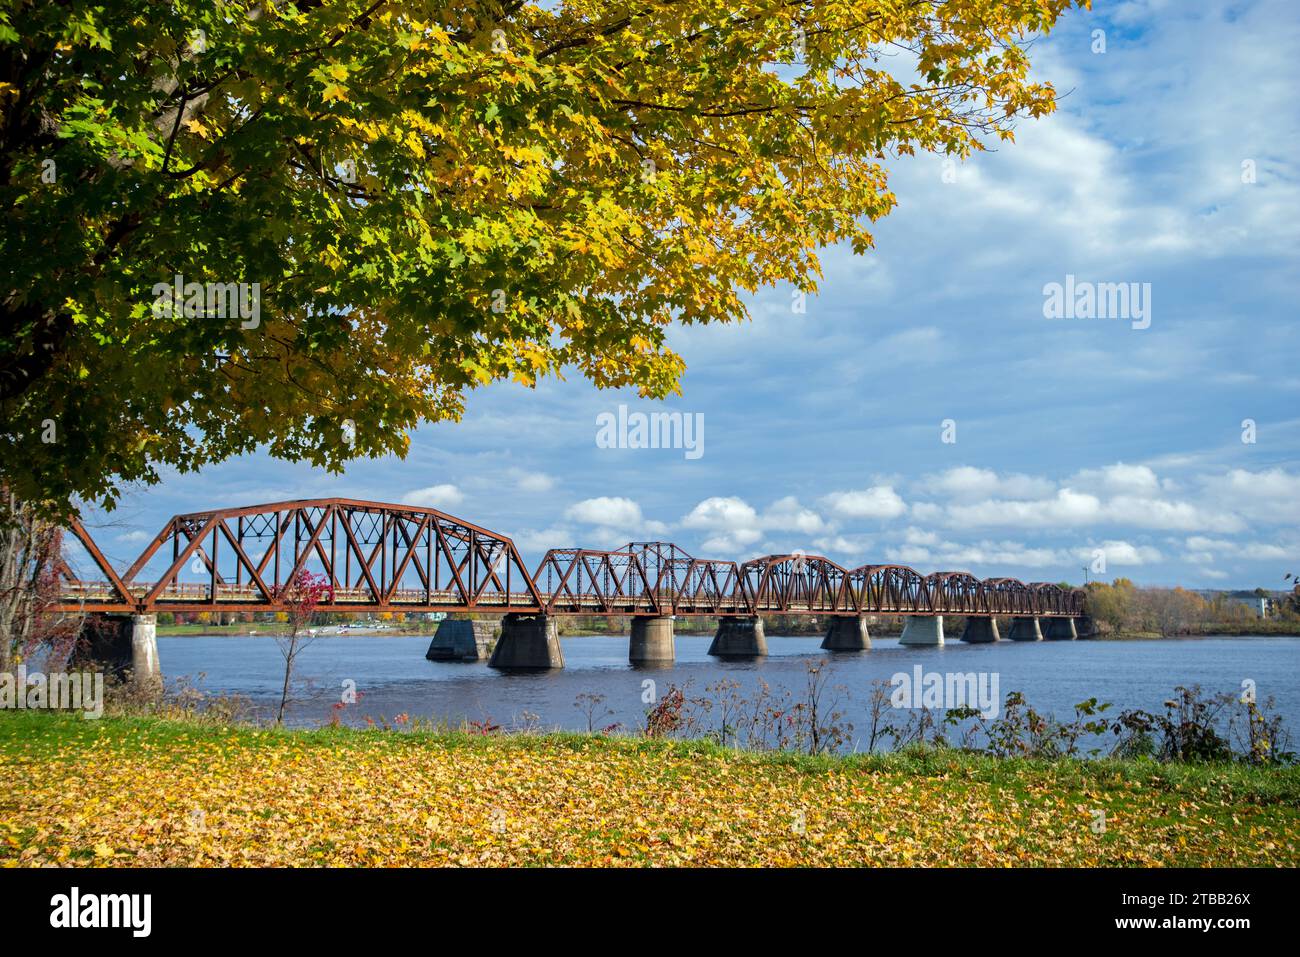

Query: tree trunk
[0,488,59,671]
[276,633,298,724]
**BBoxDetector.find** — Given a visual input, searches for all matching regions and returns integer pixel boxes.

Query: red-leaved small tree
[271,569,332,725]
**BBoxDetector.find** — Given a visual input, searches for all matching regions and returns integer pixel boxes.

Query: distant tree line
[1084,578,1299,637]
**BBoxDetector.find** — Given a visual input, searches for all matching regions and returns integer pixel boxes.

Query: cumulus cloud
[511,526,574,554]
[1202,468,1300,521]
[401,484,465,509]
[820,485,907,520]
[1183,535,1294,564]
[916,467,1055,501]
[902,527,940,546]
[940,488,1103,529]
[566,496,643,527]
[680,495,834,556]
[761,496,829,535]
[1079,540,1164,567]
[811,534,873,558]
[512,470,556,493]
[883,538,1071,570]
[908,502,944,522]
[876,534,1166,573]
[1067,463,1163,496]
[681,497,764,554]
[923,478,1242,534]
[1101,495,1241,533]
[564,497,668,541]
[681,496,758,532]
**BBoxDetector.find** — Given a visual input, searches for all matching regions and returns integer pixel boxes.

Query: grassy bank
[2,712,1296,867]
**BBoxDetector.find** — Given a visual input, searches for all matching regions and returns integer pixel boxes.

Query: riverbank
[1103,621,1300,639]
[2,711,1296,866]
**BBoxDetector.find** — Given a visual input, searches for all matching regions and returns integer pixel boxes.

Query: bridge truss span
[56,498,1087,618]
[59,498,542,615]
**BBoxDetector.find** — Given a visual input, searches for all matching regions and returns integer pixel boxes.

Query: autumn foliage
[2,712,1295,867]
[1,0,1088,513]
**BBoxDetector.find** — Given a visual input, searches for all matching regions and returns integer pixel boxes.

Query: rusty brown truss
[56,498,1087,618]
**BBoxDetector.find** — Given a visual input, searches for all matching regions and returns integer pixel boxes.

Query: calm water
[158,633,1300,746]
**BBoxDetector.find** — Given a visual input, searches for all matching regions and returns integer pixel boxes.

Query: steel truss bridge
[56,498,1086,618]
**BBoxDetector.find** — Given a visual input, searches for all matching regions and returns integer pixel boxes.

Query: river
[155,633,1299,752]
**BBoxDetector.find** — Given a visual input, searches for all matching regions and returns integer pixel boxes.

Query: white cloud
[1183,535,1294,564]
[941,488,1103,529]
[917,466,1055,501]
[567,496,646,528]
[812,534,873,557]
[681,495,833,556]
[885,544,935,565]
[760,496,828,534]
[663,462,1281,573]
[1080,540,1163,567]
[701,533,760,555]
[513,470,556,493]
[821,485,907,520]
[902,527,940,546]
[1101,495,1241,533]
[938,541,1070,569]
[563,497,669,545]
[681,496,758,532]
[512,526,574,554]
[933,484,1241,533]
[401,484,465,509]
[909,502,944,522]
[1068,463,1162,497]
[681,497,763,555]
[883,537,1071,570]
[1202,468,1300,521]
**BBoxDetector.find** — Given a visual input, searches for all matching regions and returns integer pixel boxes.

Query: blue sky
[81,0,1300,590]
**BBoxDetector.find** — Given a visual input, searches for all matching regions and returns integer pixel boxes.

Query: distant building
[1194,590,1280,618]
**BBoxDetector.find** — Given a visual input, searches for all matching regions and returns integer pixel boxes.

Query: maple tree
[1,0,1086,513]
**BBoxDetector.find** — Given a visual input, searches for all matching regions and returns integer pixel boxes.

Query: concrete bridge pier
[629,616,675,665]
[899,615,944,646]
[1075,615,1097,639]
[959,617,1000,643]
[425,619,497,661]
[1008,616,1043,641]
[488,613,564,670]
[821,616,871,651]
[131,614,161,687]
[1044,617,1078,640]
[124,613,160,686]
[77,613,161,689]
[708,616,767,658]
